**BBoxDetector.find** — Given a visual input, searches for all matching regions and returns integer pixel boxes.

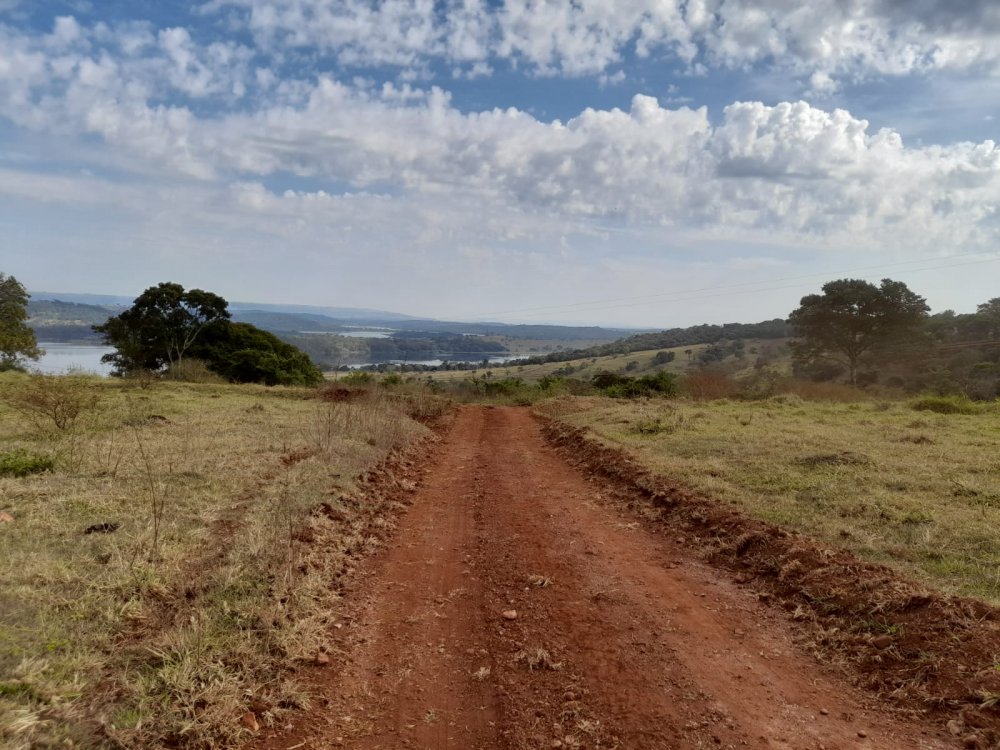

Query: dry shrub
[311,391,407,451]
[316,384,365,402]
[1,373,102,431]
[781,379,867,402]
[162,358,226,384]
[682,369,737,400]
[401,393,451,423]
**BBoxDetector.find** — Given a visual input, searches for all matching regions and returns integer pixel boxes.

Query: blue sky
[1,0,999,326]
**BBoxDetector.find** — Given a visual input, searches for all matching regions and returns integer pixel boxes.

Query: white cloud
[2,11,1000,299]
[204,0,1000,83]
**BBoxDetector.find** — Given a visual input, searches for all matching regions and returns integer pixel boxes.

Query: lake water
[33,343,115,376]
[349,354,525,369]
[30,345,522,377]
[300,329,391,338]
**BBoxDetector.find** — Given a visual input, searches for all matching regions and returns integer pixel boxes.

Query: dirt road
[260,406,954,749]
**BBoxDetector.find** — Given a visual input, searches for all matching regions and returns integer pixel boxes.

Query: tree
[94,282,230,374]
[977,298,1000,339]
[189,321,323,386]
[0,273,40,371]
[788,278,929,385]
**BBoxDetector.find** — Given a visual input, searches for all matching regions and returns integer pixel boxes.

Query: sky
[1,0,999,327]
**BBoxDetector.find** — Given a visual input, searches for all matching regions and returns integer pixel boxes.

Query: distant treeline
[516,319,791,365]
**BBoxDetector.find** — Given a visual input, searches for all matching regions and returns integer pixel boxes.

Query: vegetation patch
[538,410,1000,739]
[0,449,55,477]
[0,373,442,749]
[910,395,982,415]
[539,395,1000,602]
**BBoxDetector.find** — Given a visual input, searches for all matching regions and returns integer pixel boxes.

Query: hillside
[27,299,120,342]
[516,318,790,365]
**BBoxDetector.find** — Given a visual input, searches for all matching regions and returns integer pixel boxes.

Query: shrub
[380,373,403,388]
[1,374,102,431]
[0,449,55,477]
[910,395,980,415]
[683,370,737,400]
[340,371,374,386]
[591,370,678,399]
[190,322,323,386]
[163,358,226,384]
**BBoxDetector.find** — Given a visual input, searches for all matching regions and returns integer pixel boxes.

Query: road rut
[259,405,953,749]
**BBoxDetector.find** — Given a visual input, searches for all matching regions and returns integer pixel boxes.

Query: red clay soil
[254,406,988,750]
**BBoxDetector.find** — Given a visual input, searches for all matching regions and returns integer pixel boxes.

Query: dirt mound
[541,416,1000,743]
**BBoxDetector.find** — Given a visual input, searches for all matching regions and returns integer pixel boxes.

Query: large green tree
[190,321,323,386]
[0,273,40,371]
[94,282,230,374]
[788,278,929,385]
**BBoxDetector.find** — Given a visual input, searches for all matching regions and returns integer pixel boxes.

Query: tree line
[1,273,996,398]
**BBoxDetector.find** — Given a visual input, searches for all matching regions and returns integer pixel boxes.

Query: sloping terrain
[255,406,989,750]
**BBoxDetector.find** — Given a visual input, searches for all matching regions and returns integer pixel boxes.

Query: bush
[1,374,102,431]
[380,373,403,388]
[163,358,226,384]
[0,449,55,477]
[591,370,678,399]
[189,321,324,386]
[910,395,980,415]
[340,371,374,386]
[682,370,737,400]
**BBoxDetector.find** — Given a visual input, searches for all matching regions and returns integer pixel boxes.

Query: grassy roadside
[0,373,445,748]
[539,394,1000,603]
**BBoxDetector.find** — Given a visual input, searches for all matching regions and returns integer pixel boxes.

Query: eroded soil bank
[256,405,988,749]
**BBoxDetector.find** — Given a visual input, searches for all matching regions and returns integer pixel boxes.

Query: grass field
[540,394,1000,603]
[418,339,790,383]
[0,373,441,749]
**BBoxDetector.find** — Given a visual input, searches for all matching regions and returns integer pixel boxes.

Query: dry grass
[0,373,436,749]
[540,395,1000,603]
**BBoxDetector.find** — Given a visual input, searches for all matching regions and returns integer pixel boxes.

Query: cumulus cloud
[2,12,1000,260]
[204,0,1000,82]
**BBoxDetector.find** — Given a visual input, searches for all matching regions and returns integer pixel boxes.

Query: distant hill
[27,292,637,347]
[516,319,791,365]
[30,292,419,323]
[27,299,119,342]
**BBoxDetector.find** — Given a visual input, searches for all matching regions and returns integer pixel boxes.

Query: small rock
[501,610,518,620]
[819,708,829,716]
[857,730,867,738]
[963,735,983,750]
[871,635,893,649]
[947,719,966,736]
[0,512,13,523]
[315,652,331,665]
[240,712,260,732]
[551,741,562,748]
[563,691,576,702]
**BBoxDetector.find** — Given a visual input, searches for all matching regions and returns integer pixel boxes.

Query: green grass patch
[541,394,1000,603]
[910,395,982,415]
[0,449,55,477]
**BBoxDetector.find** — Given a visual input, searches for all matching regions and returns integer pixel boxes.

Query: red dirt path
[257,406,957,749]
